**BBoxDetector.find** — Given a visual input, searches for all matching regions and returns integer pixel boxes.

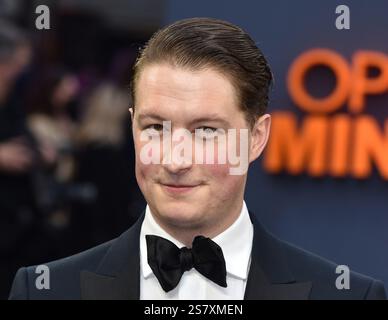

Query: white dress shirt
[139,201,254,300]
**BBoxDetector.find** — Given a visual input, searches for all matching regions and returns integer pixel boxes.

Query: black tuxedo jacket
[8,211,386,300]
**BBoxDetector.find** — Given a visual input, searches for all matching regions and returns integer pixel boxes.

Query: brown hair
[130,17,273,128]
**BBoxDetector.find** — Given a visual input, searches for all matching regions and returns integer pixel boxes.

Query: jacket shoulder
[9,238,115,300]
[278,238,386,300]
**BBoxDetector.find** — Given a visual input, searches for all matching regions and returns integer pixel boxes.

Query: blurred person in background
[0,21,32,178]
[25,67,80,232]
[71,83,144,250]
[0,20,38,299]
[27,67,79,182]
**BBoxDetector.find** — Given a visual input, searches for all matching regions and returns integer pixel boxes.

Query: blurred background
[1,0,388,299]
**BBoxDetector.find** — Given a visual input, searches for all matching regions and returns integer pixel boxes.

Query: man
[9,17,386,300]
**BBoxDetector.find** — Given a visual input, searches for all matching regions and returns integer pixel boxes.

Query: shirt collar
[140,201,253,280]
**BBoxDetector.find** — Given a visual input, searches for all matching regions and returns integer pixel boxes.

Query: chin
[155,202,206,228]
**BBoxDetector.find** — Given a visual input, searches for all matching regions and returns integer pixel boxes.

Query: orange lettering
[352,116,388,179]
[287,49,351,114]
[264,112,328,176]
[329,114,352,177]
[349,51,388,113]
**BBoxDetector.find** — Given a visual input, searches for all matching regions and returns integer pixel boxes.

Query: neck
[150,200,244,247]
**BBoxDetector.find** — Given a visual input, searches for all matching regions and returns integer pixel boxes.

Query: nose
[161,128,193,174]
[163,159,192,174]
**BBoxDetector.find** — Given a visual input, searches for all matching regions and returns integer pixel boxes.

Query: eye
[143,123,165,137]
[145,124,163,131]
[200,126,217,133]
[195,126,219,139]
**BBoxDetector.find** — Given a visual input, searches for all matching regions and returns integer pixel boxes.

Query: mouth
[160,183,201,195]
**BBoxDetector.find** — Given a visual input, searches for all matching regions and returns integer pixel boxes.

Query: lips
[160,183,201,195]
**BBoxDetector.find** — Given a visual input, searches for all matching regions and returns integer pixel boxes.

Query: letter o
[287,49,351,114]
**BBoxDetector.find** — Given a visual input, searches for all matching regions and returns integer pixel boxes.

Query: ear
[249,114,271,164]
[129,107,134,122]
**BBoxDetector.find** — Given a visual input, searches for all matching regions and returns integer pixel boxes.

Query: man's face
[131,63,270,232]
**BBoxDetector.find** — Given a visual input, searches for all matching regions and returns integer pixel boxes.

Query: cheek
[135,162,161,200]
[203,162,229,177]
[135,155,156,182]
[133,137,157,188]
[202,163,243,190]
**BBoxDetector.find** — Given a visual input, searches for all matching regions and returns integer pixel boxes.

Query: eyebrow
[136,112,232,127]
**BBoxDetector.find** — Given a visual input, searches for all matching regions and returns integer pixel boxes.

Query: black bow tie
[146,234,227,292]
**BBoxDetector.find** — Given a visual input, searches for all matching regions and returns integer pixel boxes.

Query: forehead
[135,63,240,120]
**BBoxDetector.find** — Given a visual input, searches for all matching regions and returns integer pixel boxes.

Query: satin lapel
[244,211,312,300]
[81,212,145,300]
